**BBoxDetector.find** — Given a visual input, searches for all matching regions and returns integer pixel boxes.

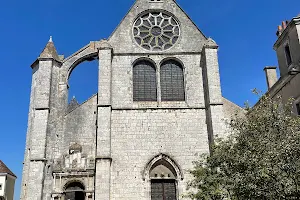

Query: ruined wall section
[62,95,98,157]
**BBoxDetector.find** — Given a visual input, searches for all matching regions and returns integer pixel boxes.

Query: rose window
[133,11,180,51]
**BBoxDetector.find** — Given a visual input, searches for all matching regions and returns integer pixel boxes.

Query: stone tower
[20,0,242,199]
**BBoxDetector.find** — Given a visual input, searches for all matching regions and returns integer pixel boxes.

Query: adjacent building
[20,0,243,199]
[264,14,300,112]
[0,160,17,200]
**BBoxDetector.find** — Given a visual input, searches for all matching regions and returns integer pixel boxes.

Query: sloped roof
[39,36,60,61]
[0,160,17,178]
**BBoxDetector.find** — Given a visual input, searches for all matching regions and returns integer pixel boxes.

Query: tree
[186,94,300,200]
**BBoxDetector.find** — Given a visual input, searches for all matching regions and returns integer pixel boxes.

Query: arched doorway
[64,181,85,200]
[150,159,177,200]
[144,154,183,200]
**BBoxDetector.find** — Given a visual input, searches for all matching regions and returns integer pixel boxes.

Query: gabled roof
[0,160,17,178]
[108,0,208,53]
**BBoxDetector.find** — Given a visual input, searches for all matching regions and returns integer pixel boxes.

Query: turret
[20,37,62,200]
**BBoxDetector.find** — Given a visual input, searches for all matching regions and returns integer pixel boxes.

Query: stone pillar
[202,38,225,150]
[95,41,113,200]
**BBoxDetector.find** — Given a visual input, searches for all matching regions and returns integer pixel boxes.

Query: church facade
[20,0,242,199]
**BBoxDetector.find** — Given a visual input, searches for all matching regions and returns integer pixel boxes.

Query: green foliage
[187,94,300,200]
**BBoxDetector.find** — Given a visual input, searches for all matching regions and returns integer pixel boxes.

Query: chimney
[276,21,290,37]
[264,66,278,90]
[276,25,283,37]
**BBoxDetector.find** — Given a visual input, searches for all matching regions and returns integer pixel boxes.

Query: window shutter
[133,61,157,101]
[160,60,185,101]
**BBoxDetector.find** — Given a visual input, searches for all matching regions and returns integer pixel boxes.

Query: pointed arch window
[160,60,185,101]
[133,60,157,101]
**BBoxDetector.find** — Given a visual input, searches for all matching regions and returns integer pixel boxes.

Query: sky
[0,0,299,199]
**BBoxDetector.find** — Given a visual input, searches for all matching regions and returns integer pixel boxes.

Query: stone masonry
[20,0,244,199]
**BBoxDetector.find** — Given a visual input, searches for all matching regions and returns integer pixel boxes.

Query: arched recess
[143,154,183,181]
[143,154,183,200]
[64,181,85,200]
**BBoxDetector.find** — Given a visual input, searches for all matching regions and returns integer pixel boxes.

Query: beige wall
[0,176,5,197]
[0,175,16,200]
[276,24,300,76]
[5,176,15,200]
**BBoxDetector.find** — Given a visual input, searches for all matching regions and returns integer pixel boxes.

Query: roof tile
[0,160,17,178]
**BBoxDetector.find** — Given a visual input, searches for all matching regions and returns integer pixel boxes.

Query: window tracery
[133,11,180,51]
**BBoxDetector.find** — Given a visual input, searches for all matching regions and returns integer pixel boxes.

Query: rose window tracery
[133,11,180,51]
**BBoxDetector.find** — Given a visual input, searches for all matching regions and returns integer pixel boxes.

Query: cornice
[274,16,300,49]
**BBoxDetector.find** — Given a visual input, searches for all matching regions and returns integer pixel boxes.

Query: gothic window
[160,60,185,101]
[133,11,180,51]
[133,60,157,101]
[150,158,178,200]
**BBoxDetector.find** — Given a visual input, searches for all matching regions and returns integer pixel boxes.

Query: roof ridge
[0,160,17,178]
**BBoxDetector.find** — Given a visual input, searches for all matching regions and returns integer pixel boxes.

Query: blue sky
[0,0,299,199]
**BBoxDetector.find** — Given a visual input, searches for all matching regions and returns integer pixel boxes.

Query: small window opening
[285,44,292,66]
[296,103,300,115]
[0,184,2,190]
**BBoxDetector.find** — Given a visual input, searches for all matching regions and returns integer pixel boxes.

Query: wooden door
[151,179,176,200]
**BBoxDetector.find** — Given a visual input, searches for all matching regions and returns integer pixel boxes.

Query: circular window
[133,11,180,51]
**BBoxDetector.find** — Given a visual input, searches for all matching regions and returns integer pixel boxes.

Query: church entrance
[64,182,85,200]
[151,179,177,200]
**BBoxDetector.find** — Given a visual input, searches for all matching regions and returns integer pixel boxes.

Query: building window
[133,60,157,101]
[285,44,292,66]
[0,184,2,190]
[160,60,185,101]
[296,103,300,115]
[133,11,180,51]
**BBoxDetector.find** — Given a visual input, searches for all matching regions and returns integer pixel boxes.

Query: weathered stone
[20,0,244,199]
